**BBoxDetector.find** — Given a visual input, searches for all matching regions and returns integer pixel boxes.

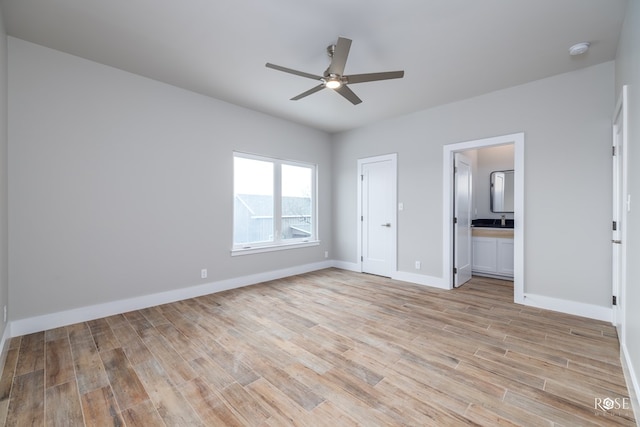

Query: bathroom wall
[474,144,515,219]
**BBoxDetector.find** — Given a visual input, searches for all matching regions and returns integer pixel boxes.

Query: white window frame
[232,152,319,256]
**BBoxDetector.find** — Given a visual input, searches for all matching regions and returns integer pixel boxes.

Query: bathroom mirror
[490,170,514,213]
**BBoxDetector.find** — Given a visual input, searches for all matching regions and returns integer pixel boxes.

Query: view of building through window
[233,154,315,248]
[281,164,312,241]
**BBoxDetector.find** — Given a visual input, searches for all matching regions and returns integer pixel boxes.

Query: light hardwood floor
[0,269,635,426]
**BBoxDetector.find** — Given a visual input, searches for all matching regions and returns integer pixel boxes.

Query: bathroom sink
[471,219,514,228]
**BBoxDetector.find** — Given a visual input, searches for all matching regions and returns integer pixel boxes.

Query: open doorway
[442,133,524,304]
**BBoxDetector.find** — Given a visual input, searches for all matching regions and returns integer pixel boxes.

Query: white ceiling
[0,0,629,133]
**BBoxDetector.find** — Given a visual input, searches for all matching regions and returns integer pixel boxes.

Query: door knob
[612,239,622,244]
[381,223,391,227]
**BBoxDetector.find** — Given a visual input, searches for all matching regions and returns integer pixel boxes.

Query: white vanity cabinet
[472,228,514,278]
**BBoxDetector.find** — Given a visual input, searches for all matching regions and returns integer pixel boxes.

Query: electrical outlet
[201,269,207,279]
[3,305,6,323]
[324,251,329,258]
[415,261,421,270]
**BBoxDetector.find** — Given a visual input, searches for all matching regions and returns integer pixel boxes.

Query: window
[233,152,317,254]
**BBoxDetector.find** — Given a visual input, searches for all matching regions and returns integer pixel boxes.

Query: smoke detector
[569,42,590,56]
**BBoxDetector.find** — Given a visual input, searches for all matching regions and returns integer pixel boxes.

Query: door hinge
[361,215,364,222]
[613,295,617,306]
[613,221,617,231]
[453,267,457,274]
[453,217,458,224]
[454,166,458,173]
[361,256,363,262]
[361,174,364,181]
[613,146,616,156]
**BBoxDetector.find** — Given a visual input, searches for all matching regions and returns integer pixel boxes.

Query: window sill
[231,240,320,256]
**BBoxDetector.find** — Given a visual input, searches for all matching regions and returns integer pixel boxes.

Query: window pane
[233,157,274,245]
[281,164,313,241]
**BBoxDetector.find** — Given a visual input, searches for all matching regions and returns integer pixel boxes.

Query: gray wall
[615,0,640,406]
[0,7,8,339]
[332,61,614,306]
[8,38,332,321]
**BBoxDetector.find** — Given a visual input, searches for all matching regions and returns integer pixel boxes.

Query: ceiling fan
[266,37,404,105]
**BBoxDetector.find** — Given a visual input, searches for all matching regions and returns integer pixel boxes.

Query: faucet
[501,215,506,227]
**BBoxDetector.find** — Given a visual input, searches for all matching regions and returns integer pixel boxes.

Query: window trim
[232,152,318,255]
[231,240,320,257]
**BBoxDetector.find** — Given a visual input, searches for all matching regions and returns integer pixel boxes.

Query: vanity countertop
[471,218,514,228]
[472,227,514,238]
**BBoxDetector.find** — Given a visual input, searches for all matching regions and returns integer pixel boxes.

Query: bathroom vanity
[471,226,514,278]
[468,168,515,279]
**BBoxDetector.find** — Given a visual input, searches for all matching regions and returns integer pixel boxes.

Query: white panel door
[454,153,473,287]
[361,159,394,277]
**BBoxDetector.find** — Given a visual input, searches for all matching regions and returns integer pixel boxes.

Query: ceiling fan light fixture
[325,79,342,89]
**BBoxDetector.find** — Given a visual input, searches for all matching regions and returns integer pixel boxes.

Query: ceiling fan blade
[334,85,362,105]
[266,63,323,81]
[328,37,352,76]
[291,84,325,101]
[346,71,405,84]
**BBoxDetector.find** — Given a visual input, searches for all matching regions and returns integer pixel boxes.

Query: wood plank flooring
[0,269,635,426]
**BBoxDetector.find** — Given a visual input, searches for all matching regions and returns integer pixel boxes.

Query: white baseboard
[522,293,612,322]
[330,260,448,290]
[5,263,616,337]
[392,271,448,289]
[10,260,334,337]
[621,342,640,423]
[331,260,360,272]
[0,324,11,378]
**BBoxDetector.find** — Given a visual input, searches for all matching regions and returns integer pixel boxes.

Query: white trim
[357,153,398,276]
[0,325,11,379]
[9,260,333,337]
[443,133,525,303]
[333,261,447,289]
[621,342,640,423]
[612,85,628,333]
[332,260,360,272]
[9,260,444,337]
[522,293,612,322]
[392,271,447,289]
[231,240,320,256]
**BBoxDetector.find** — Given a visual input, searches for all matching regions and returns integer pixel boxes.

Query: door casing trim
[612,85,628,336]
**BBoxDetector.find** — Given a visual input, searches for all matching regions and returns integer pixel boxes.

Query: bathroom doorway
[442,133,524,304]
